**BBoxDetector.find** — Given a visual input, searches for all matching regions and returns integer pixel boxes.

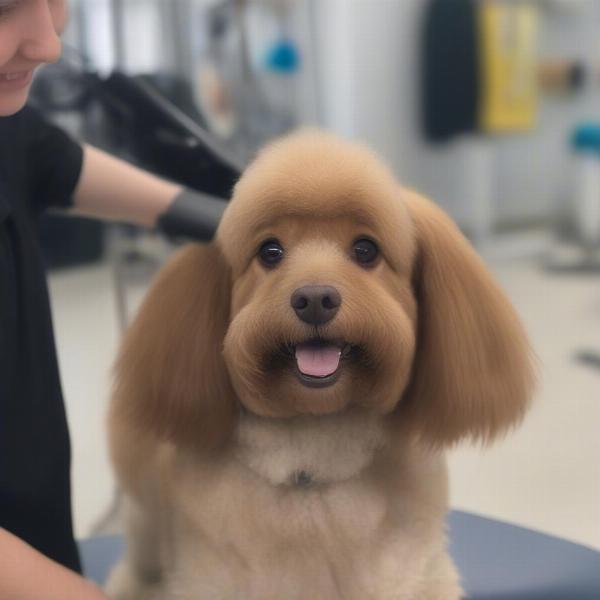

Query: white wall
[312,0,600,234]
[494,1,600,225]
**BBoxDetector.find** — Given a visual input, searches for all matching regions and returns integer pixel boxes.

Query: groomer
[0,1,225,597]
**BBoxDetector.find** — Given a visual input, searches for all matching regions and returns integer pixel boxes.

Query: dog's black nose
[291,285,341,325]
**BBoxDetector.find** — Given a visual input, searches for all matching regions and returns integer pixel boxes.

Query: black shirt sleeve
[20,106,84,213]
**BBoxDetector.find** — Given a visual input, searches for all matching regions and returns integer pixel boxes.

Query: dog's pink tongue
[295,344,341,378]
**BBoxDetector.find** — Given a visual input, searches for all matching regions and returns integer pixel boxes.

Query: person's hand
[72,145,228,240]
[156,188,228,242]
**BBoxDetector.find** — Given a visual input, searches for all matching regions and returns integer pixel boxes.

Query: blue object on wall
[264,38,301,74]
[572,124,600,155]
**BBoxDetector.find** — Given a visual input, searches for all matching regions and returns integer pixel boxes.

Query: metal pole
[110,0,126,68]
[167,0,194,79]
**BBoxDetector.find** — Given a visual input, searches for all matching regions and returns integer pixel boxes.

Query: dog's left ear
[112,243,236,451]
[402,190,536,446]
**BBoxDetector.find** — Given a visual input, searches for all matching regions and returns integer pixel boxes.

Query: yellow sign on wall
[478,2,539,133]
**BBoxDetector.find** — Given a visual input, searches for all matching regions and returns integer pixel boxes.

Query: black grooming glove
[157,188,228,242]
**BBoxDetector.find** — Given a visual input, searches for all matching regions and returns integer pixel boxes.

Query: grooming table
[80,510,600,599]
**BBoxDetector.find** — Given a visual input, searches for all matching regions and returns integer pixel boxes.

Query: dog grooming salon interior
[11,0,600,596]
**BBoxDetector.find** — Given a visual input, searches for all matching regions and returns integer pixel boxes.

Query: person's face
[0,0,67,117]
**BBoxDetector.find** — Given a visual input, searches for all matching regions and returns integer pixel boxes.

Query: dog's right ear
[402,190,536,446]
[112,243,236,451]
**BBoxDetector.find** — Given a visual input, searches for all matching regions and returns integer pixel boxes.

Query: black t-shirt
[0,105,83,572]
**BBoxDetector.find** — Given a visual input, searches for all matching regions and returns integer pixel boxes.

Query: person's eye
[258,239,284,268]
[352,238,379,267]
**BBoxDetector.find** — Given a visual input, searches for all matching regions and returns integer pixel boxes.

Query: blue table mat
[80,510,600,599]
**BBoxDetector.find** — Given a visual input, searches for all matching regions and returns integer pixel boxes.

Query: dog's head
[114,130,535,450]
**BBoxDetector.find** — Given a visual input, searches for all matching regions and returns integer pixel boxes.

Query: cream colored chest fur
[159,412,459,600]
[234,410,389,487]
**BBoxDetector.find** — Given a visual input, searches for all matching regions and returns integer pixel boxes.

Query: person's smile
[0,69,33,89]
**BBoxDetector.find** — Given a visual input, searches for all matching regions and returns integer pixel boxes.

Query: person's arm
[0,529,109,600]
[71,145,228,240]
[71,144,181,228]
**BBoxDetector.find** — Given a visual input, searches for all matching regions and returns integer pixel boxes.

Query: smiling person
[0,1,225,597]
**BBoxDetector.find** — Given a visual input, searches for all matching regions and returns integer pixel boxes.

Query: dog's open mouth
[288,339,354,388]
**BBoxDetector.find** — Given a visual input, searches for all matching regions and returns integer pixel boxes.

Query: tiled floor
[48,245,600,549]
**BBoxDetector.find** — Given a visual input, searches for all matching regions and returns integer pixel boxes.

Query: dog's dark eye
[352,238,379,266]
[258,239,284,267]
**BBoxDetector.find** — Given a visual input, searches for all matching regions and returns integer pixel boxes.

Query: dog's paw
[104,560,163,600]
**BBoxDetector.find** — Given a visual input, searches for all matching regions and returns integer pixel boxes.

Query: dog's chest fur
[233,409,388,487]
[165,412,457,599]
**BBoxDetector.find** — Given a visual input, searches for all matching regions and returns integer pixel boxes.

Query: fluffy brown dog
[106,130,535,600]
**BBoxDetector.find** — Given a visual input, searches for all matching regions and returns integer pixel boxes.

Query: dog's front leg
[368,535,462,600]
[413,550,463,600]
[105,497,165,600]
